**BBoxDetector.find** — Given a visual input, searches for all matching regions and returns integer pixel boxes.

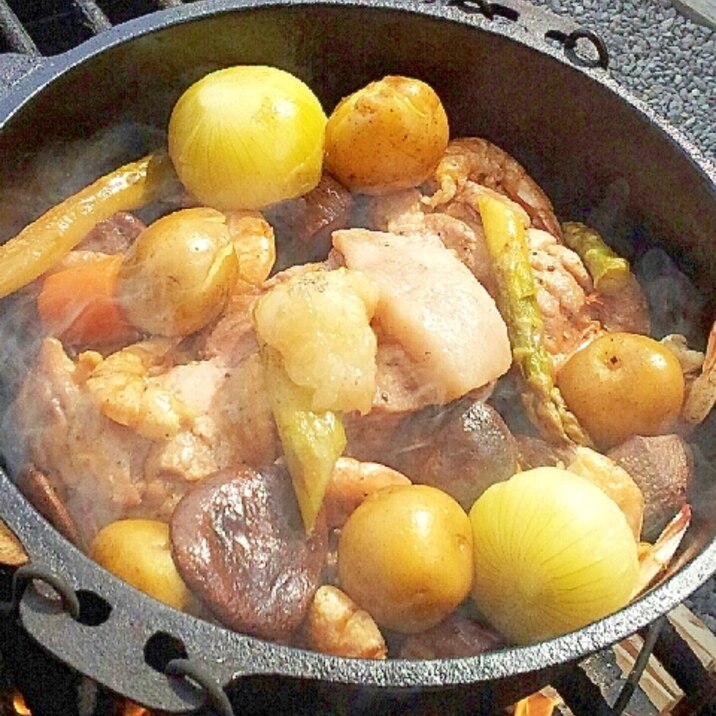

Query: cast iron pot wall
[0,1,715,713]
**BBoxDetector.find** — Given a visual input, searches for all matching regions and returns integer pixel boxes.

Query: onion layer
[168,66,326,210]
[469,467,639,645]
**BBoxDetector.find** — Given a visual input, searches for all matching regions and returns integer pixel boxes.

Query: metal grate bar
[74,0,112,34]
[0,1,38,54]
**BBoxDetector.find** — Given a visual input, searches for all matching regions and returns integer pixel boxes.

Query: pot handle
[435,0,610,70]
[7,560,251,715]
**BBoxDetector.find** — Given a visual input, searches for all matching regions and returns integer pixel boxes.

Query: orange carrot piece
[37,254,138,346]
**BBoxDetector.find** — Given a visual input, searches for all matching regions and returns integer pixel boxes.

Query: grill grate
[0,0,186,55]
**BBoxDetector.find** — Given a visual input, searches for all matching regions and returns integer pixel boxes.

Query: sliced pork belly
[333,228,511,402]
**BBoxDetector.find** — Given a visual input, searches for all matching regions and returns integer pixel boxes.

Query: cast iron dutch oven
[0,1,715,714]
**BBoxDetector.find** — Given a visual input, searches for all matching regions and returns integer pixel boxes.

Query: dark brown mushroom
[608,434,693,542]
[389,399,519,510]
[170,465,328,641]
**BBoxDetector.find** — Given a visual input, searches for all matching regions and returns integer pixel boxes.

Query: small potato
[338,484,473,633]
[558,332,684,449]
[90,518,189,610]
[118,207,238,336]
[325,76,449,195]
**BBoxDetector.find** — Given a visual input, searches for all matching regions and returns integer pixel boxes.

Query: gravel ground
[527,0,716,161]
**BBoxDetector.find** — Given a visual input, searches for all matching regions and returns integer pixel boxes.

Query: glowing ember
[513,690,559,716]
[119,700,150,716]
[11,690,31,716]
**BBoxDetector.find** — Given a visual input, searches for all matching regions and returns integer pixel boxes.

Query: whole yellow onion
[168,66,327,210]
[469,467,639,645]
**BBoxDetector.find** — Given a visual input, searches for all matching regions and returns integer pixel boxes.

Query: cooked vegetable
[0,152,173,299]
[168,65,326,210]
[118,207,239,336]
[263,347,347,533]
[608,435,692,542]
[37,254,137,346]
[338,484,474,633]
[389,399,519,510]
[477,194,588,445]
[90,518,189,610]
[325,75,449,195]
[170,466,327,640]
[562,221,631,294]
[255,267,379,414]
[469,468,639,644]
[557,332,684,449]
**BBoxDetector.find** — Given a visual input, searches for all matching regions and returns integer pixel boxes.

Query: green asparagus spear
[263,347,346,533]
[562,221,630,295]
[478,195,589,445]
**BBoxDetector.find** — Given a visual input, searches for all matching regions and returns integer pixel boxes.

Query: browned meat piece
[426,137,562,239]
[304,585,387,659]
[343,410,407,464]
[197,286,262,365]
[399,612,504,659]
[369,189,494,293]
[266,173,353,264]
[590,273,651,335]
[515,435,576,470]
[77,211,145,254]
[608,435,693,542]
[17,463,82,548]
[527,228,601,370]
[388,399,519,510]
[16,336,279,544]
[171,466,328,641]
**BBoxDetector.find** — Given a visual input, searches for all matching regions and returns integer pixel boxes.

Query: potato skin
[118,207,238,336]
[325,76,449,195]
[337,484,473,633]
[90,518,189,610]
[557,332,684,449]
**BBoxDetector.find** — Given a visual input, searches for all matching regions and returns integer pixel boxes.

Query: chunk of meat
[399,612,504,659]
[304,585,387,659]
[266,173,354,265]
[333,229,511,402]
[16,336,278,543]
[425,137,562,239]
[608,435,693,542]
[369,190,494,291]
[527,228,601,370]
[566,446,644,540]
[197,285,262,366]
[170,466,328,641]
[515,435,576,470]
[683,320,716,425]
[17,338,154,544]
[589,273,651,336]
[324,457,411,529]
[77,211,145,254]
[372,338,446,413]
[389,399,519,510]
